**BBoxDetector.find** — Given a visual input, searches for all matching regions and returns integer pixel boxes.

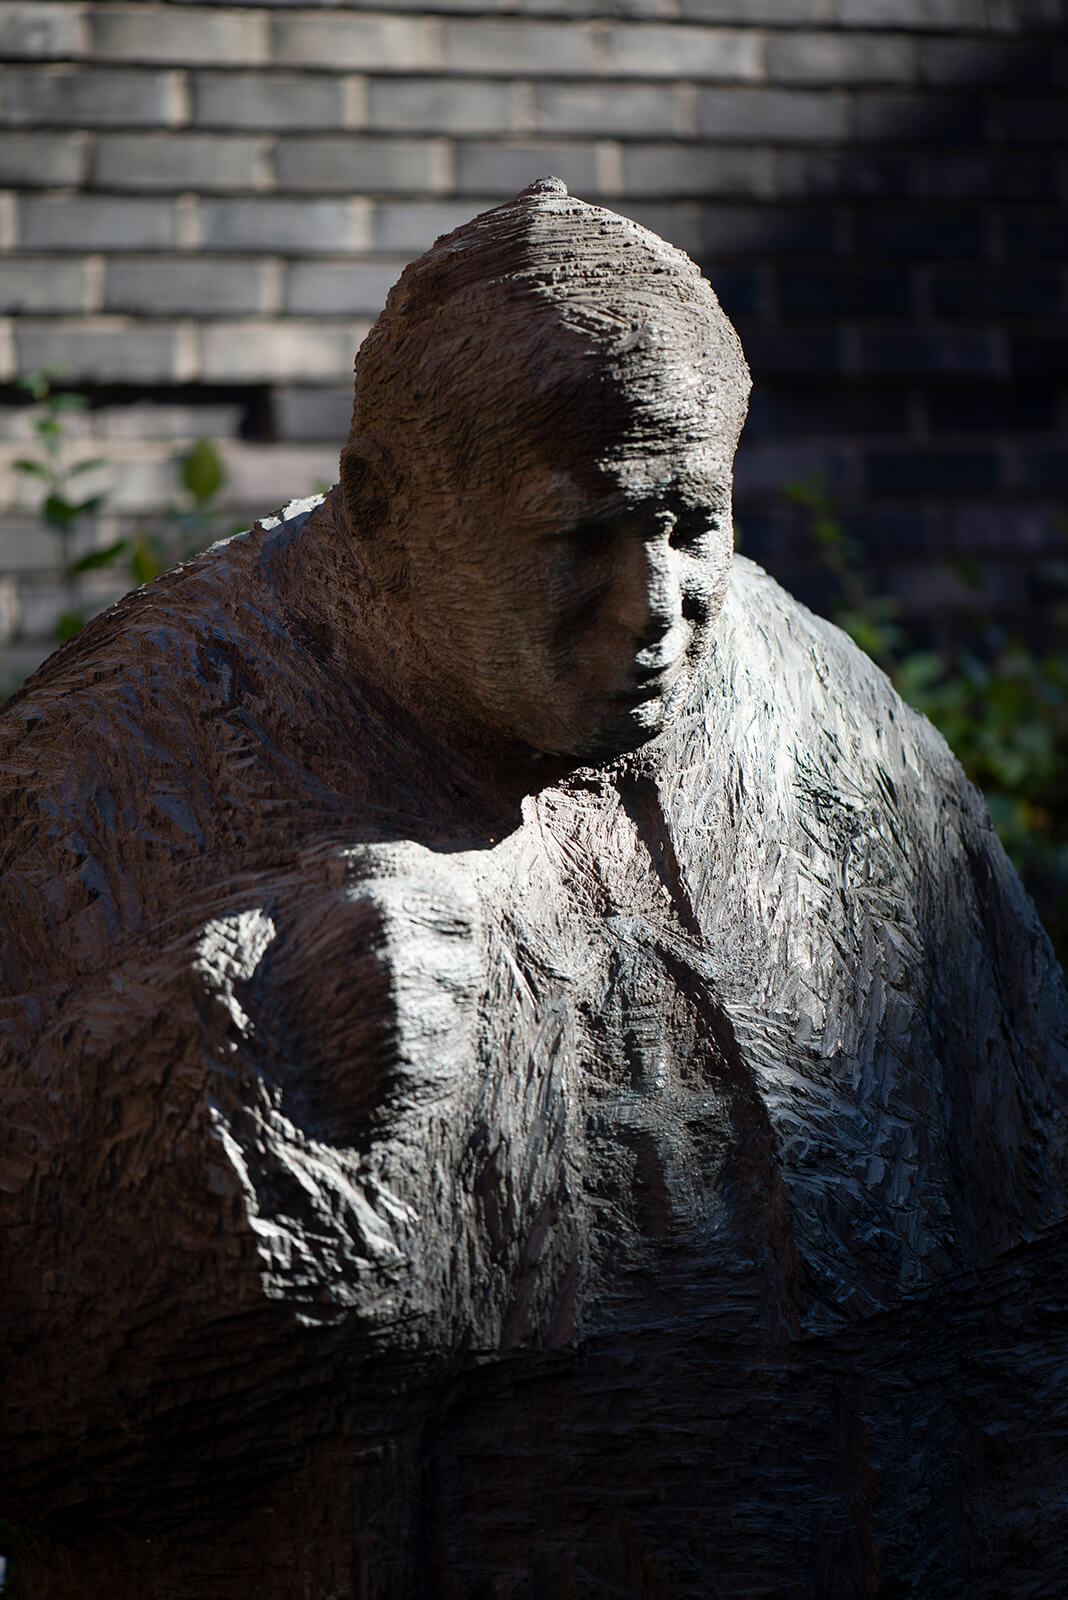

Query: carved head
[341,178,751,759]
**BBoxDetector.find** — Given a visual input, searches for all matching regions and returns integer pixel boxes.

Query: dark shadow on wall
[667,24,1068,656]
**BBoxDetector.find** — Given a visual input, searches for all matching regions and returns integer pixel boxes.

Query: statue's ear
[339,434,398,539]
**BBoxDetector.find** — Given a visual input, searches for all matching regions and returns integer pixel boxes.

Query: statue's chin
[552,684,683,763]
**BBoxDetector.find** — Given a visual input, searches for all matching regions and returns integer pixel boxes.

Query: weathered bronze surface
[3,181,1067,1597]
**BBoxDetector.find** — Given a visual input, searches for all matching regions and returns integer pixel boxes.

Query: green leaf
[16,372,49,401]
[70,494,107,517]
[13,457,50,479]
[181,438,224,506]
[129,533,162,585]
[51,391,87,412]
[43,493,76,529]
[72,539,126,573]
[67,456,108,477]
[56,610,84,643]
[35,417,61,439]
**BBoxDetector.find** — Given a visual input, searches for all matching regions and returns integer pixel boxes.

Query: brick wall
[0,0,1065,680]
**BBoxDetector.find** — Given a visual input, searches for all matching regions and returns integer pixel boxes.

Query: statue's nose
[614,531,684,653]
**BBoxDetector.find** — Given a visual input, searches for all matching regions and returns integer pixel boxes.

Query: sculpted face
[384,351,739,759]
[344,182,751,761]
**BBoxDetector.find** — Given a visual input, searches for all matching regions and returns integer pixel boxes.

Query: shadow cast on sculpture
[2,178,1067,1598]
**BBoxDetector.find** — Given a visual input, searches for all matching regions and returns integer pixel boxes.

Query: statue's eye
[560,520,617,557]
[669,513,717,553]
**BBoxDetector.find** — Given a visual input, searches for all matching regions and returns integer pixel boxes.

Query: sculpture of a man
[2,179,1066,1598]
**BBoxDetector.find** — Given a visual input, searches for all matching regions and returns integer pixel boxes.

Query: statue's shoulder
[0,493,328,751]
[707,552,963,793]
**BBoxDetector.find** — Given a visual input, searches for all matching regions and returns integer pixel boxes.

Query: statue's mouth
[621,656,685,700]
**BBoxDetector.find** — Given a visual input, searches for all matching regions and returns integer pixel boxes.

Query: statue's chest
[467,780,796,1332]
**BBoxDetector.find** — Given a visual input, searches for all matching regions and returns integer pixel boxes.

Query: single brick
[916,155,1055,204]
[1012,336,1068,376]
[738,327,845,374]
[779,268,911,315]
[777,149,914,196]
[931,271,1062,318]
[285,260,408,316]
[15,319,189,383]
[199,319,365,383]
[0,258,96,314]
[886,562,1023,616]
[372,197,493,252]
[928,382,1055,433]
[945,503,1050,554]
[501,0,678,14]
[274,385,354,443]
[681,0,830,19]
[0,66,182,127]
[767,31,915,84]
[622,142,774,197]
[919,40,1052,87]
[192,71,346,132]
[853,92,986,142]
[834,0,985,25]
[733,441,856,496]
[19,194,176,251]
[95,401,245,441]
[987,0,1068,28]
[62,450,177,514]
[274,136,443,194]
[1004,218,1068,259]
[197,198,366,255]
[534,84,677,138]
[697,87,846,140]
[91,5,268,67]
[599,25,764,81]
[701,204,835,254]
[838,506,935,549]
[745,382,909,437]
[93,133,265,191]
[369,77,511,135]
[866,448,999,491]
[442,20,593,75]
[454,140,599,196]
[0,2,88,59]
[855,210,986,257]
[272,12,439,72]
[507,0,674,12]
[219,442,341,509]
[0,132,87,187]
[858,329,1003,375]
[1004,99,1068,143]
[105,257,272,316]
[0,402,93,443]
[1018,448,1068,488]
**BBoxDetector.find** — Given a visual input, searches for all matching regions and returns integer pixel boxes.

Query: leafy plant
[128,437,235,583]
[784,476,1068,965]
[14,372,124,642]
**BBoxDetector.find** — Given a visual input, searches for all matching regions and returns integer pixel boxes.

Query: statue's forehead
[598,439,732,497]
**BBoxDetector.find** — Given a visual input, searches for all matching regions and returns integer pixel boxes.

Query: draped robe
[3,491,1066,1595]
